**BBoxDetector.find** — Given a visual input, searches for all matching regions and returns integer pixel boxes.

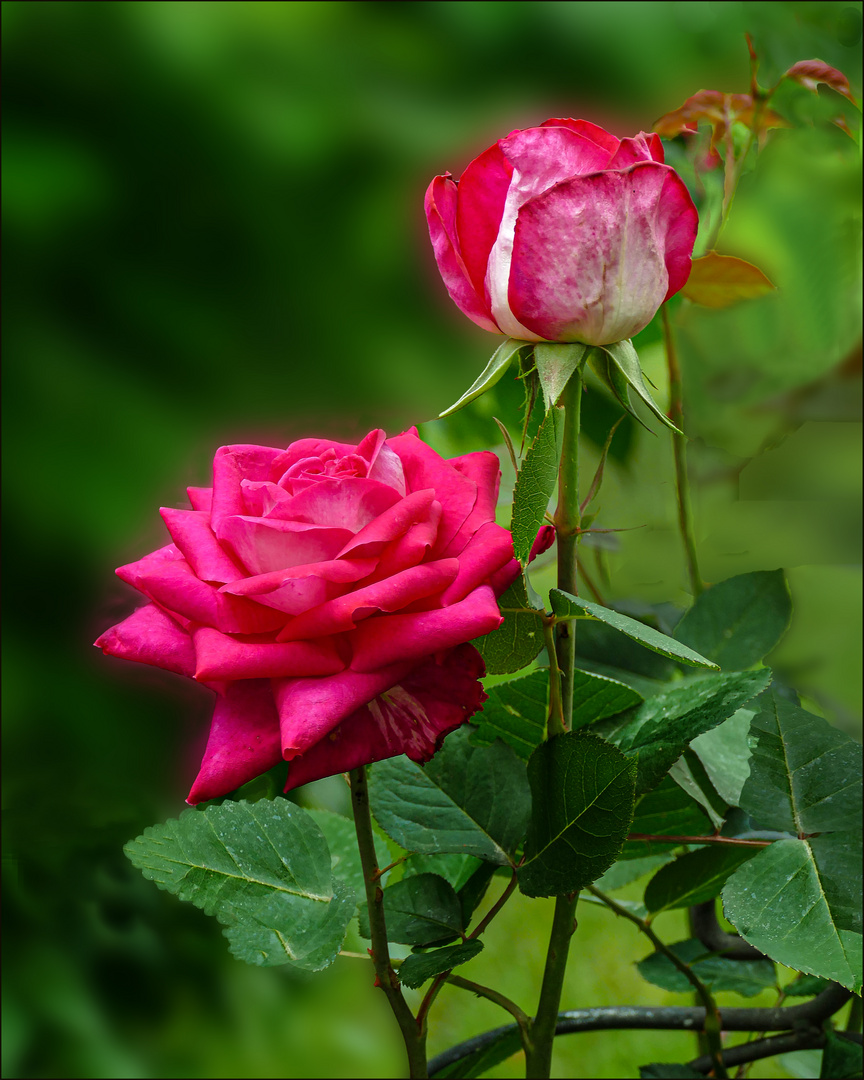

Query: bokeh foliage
[3,2,860,1077]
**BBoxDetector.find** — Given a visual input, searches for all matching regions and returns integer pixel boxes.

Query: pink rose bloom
[426,118,698,346]
[96,429,525,802]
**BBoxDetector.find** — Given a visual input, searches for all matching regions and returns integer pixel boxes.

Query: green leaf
[674,570,792,670]
[644,845,761,914]
[358,872,463,946]
[739,692,863,835]
[124,800,352,971]
[398,940,484,989]
[439,338,527,418]
[668,750,728,829]
[640,1065,704,1079]
[820,1031,863,1080]
[623,776,713,858]
[518,732,636,898]
[436,1028,523,1078]
[637,938,777,997]
[305,809,389,897]
[470,669,548,761]
[402,852,482,894]
[783,973,832,997]
[369,727,531,865]
[472,573,546,675]
[457,861,498,927]
[533,342,589,410]
[601,338,683,434]
[680,251,776,309]
[722,833,863,992]
[690,708,756,807]
[225,879,356,969]
[571,667,643,730]
[551,590,718,669]
[511,406,563,564]
[595,669,773,795]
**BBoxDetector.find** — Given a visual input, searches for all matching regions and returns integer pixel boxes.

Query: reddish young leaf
[784,60,859,105]
[654,90,788,148]
[680,251,776,309]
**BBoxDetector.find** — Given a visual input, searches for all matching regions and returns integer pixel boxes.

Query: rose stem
[349,765,427,1078]
[524,367,584,1079]
[663,305,703,598]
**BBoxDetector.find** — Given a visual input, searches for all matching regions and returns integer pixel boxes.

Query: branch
[689,899,766,961]
[628,833,770,848]
[427,984,852,1077]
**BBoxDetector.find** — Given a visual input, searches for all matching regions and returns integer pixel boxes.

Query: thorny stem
[350,766,427,1077]
[543,620,566,738]
[444,975,532,1040]
[587,885,728,1079]
[525,367,585,1079]
[662,305,703,598]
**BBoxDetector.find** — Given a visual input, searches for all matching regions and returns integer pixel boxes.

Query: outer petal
[425,173,501,333]
[186,680,282,804]
[191,626,344,681]
[658,169,699,300]
[509,162,696,344]
[273,662,414,758]
[283,644,487,790]
[439,521,515,606]
[116,545,285,634]
[441,450,501,556]
[607,132,664,169]
[187,486,212,512]
[159,507,244,584]
[539,118,620,155]
[486,125,614,340]
[209,445,285,537]
[220,557,376,616]
[347,584,501,673]
[336,488,437,559]
[95,602,195,677]
[453,141,514,307]
[275,559,459,642]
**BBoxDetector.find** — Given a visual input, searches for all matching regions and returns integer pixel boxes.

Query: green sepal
[438,338,529,417]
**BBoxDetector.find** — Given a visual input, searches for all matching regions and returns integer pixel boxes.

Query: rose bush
[96,428,541,802]
[426,118,698,346]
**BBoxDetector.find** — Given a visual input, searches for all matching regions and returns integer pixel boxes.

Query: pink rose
[96,429,521,802]
[425,118,698,346]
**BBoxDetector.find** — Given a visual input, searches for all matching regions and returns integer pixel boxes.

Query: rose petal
[210,444,285,537]
[278,477,402,532]
[269,438,362,482]
[276,559,460,642]
[364,503,442,581]
[95,602,195,676]
[509,162,697,344]
[425,173,501,333]
[187,486,212,512]
[283,644,486,790]
[186,680,283,804]
[273,662,414,758]
[384,435,477,555]
[116,544,285,634]
[441,451,501,556]
[539,118,620,155]
[336,488,438,559]
[361,432,407,496]
[192,626,345,681]
[348,584,501,673]
[607,132,664,169]
[453,142,514,310]
[220,557,376,615]
[216,516,354,577]
[487,125,615,339]
[159,507,244,584]
[439,521,515,606]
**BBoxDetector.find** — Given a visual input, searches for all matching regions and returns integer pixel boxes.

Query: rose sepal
[533,342,590,411]
[589,337,684,435]
[438,337,530,418]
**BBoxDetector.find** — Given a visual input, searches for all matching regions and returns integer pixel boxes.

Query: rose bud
[96,429,525,802]
[425,118,698,346]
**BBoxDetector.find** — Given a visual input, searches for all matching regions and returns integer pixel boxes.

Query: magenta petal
[539,118,620,155]
[607,132,661,169]
[216,517,353,576]
[276,559,459,642]
[439,522,515,605]
[192,626,344,680]
[385,435,477,555]
[658,169,699,300]
[337,488,437,559]
[117,545,285,634]
[368,503,442,581]
[187,486,213,512]
[348,585,502,673]
[187,680,282,804]
[221,557,376,615]
[273,663,414,757]
[159,507,243,584]
[510,163,696,345]
[210,444,284,536]
[280,478,402,532]
[425,173,500,333]
[283,644,486,790]
[441,451,502,557]
[453,142,514,307]
[95,602,195,676]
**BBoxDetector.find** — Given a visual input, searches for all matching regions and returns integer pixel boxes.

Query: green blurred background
[3,2,861,1077]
